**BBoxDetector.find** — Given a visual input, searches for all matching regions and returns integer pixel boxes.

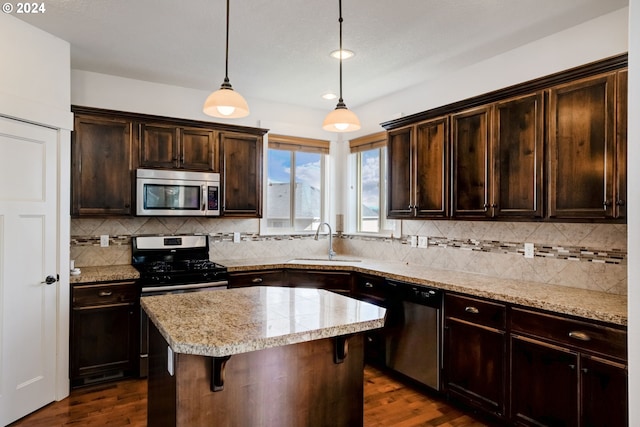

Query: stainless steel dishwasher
[385,279,442,390]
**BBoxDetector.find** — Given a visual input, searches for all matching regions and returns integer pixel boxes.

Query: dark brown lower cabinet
[510,335,579,426]
[444,294,507,420]
[509,307,628,427]
[70,281,139,388]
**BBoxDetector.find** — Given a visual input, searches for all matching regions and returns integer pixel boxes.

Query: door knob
[42,275,58,285]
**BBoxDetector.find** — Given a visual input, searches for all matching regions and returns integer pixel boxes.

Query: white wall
[71,70,335,141]
[0,13,73,401]
[627,0,638,424]
[355,7,629,135]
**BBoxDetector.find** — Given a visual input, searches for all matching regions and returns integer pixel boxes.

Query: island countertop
[141,286,387,358]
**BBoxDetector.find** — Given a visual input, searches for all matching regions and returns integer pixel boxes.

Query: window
[350,132,394,234]
[266,135,328,233]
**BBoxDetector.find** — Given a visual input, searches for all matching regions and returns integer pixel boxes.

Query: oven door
[139,280,227,377]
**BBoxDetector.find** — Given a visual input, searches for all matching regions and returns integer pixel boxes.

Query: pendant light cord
[338,0,344,104]
[223,0,230,85]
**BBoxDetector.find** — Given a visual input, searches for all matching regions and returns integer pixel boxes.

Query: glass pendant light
[203,0,249,119]
[322,0,361,132]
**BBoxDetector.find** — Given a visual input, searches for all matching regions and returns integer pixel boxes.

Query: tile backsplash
[71,218,627,295]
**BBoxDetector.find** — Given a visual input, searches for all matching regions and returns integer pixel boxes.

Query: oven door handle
[141,281,228,294]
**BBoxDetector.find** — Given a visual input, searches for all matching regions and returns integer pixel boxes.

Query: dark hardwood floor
[10,365,490,427]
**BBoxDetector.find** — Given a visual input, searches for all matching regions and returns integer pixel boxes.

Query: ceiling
[17,0,627,112]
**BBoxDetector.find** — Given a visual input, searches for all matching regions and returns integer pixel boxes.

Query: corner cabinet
[220,132,263,217]
[71,114,135,216]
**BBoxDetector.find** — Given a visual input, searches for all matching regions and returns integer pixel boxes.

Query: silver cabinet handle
[364,282,374,288]
[464,306,479,314]
[98,291,113,297]
[568,331,591,341]
[251,277,263,283]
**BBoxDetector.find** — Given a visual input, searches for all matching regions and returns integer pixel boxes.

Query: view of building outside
[267,149,323,231]
[358,148,382,232]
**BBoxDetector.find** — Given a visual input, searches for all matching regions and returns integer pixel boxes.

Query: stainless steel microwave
[136,169,220,216]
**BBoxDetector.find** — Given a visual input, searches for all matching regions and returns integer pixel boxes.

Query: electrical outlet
[233,232,241,243]
[524,242,534,259]
[418,236,429,248]
[100,234,109,247]
[410,235,418,248]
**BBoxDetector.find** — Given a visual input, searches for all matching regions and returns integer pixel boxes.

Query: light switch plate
[418,236,429,248]
[233,232,241,243]
[524,242,535,259]
[100,235,109,247]
[410,236,418,248]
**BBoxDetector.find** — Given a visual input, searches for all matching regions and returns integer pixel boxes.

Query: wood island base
[148,323,365,427]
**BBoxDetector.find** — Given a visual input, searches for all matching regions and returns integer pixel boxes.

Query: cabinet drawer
[228,270,285,288]
[286,269,351,290]
[445,293,506,330]
[510,307,627,360]
[353,274,388,301]
[73,281,138,307]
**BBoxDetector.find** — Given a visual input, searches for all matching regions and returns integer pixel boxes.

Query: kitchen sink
[287,257,361,263]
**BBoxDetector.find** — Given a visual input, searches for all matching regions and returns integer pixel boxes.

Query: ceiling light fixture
[203,0,249,119]
[322,0,361,133]
[330,49,355,60]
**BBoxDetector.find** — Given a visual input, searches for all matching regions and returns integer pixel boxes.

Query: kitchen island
[141,286,387,427]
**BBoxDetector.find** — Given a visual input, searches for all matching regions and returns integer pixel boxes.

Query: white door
[0,116,58,425]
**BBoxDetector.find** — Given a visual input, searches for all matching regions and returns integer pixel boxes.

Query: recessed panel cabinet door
[180,127,217,171]
[72,115,133,215]
[493,93,544,218]
[386,127,413,218]
[415,117,448,217]
[548,73,616,219]
[452,106,491,217]
[615,70,627,219]
[139,123,179,169]
[220,132,263,217]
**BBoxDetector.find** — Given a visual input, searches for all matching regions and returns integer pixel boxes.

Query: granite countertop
[73,257,628,326]
[141,286,387,357]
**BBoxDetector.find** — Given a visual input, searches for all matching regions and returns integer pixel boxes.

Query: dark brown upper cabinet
[452,106,491,217]
[548,72,622,219]
[72,114,134,216]
[492,92,544,218]
[382,54,627,223]
[220,132,263,217]
[387,117,449,219]
[138,123,218,171]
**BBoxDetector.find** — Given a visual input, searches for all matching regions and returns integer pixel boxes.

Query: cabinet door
[72,115,133,215]
[452,106,491,217]
[510,335,578,426]
[548,73,616,219]
[139,123,179,169]
[444,319,506,418]
[615,70,627,219]
[180,127,218,171]
[493,93,544,218]
[220,132,263,216]
[415,117,449,217]
[70,304,137,386]
[580,356,628,427]
[386,127,414,218]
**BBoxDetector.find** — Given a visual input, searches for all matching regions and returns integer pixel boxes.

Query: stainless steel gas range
[132,234,228,377]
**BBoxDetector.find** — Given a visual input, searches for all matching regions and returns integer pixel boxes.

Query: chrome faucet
[314,222,336,260]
